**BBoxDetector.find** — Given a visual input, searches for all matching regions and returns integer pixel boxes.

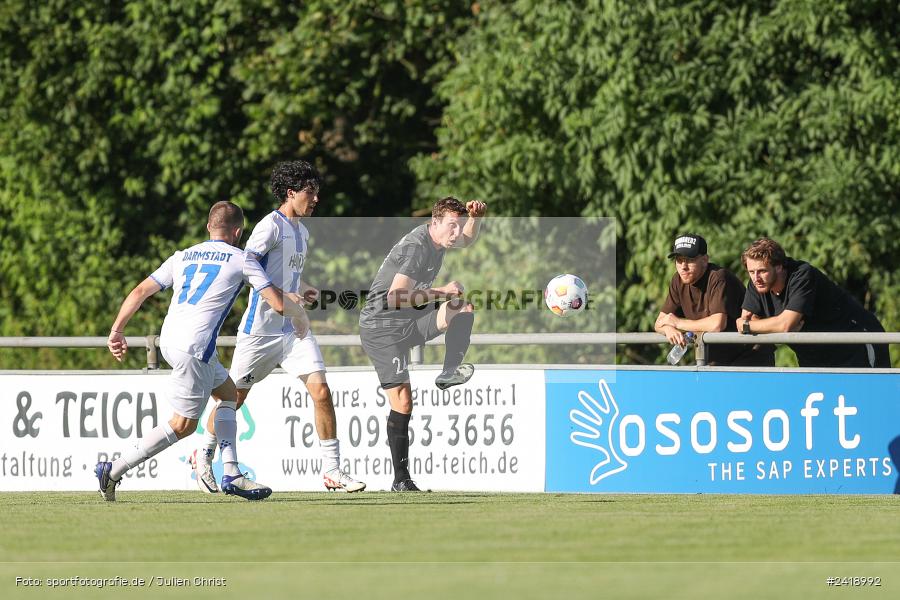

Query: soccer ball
[544,274,588,317]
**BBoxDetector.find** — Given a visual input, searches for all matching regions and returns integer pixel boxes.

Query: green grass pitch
[2,492,898,599]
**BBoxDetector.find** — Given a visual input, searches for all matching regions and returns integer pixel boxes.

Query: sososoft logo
[546,370,898,493]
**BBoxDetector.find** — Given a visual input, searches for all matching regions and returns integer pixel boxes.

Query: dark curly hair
[431,196,467,220]
[270,160,322,204]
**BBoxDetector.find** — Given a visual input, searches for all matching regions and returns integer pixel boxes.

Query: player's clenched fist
[291,315,310,339]
[107,331,128,361]
[441,281,465,298]
[466,201,487,217]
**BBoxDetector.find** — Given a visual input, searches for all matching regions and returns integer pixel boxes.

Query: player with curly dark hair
[269,160,322,206]
[193,161,365,494]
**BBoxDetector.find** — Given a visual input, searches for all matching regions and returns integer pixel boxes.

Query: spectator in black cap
[655,233,775,366]
[738,237,890,368]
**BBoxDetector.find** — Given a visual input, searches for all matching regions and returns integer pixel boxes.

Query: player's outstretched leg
[95,421,181,501]
[436,363,475,391]
[435,310,475,390]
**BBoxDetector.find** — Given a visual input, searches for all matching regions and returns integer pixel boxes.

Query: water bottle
[666,332,695,365]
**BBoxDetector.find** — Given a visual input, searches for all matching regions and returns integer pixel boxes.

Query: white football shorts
[229,330,326,389]
[160,346,229,419]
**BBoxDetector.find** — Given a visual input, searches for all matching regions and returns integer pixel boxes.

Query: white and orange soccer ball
[544,274,588,317]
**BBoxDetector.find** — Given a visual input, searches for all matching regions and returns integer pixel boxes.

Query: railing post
[410,344,424,366]
[695,333,707,366]
[146,335,160,370]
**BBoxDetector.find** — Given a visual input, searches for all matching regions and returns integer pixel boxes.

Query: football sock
[216,402,240,477]
[387,410,411,483]
[320,438,340,474]
[110,422,178,480]
[442,312,474,374]
[201,429,217,461]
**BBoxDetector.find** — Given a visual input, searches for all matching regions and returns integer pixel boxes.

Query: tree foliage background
[0,0,474,368]
[1,0,897,368]
[412,0,899,364]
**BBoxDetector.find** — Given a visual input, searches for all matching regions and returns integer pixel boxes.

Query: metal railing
[1,332,898,369]
[695,331,900,366]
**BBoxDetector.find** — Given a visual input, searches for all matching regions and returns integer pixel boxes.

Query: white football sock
[201,429,218,460]
[110,422,178,480]
[216,403,240,477]
[320,438,340,474]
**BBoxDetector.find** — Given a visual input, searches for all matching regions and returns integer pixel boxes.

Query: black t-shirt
[661,264,759,365]
[359,223,445,329]
[742,258,883,366]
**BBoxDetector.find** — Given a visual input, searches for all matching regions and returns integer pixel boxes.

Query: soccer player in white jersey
[96,201,307,501]
[191,161,365,493]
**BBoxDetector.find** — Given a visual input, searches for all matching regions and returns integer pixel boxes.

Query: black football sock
[442,312,474,374]
[387,410,411,482]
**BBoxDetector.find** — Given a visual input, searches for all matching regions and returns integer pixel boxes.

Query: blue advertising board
[545,370,900,493]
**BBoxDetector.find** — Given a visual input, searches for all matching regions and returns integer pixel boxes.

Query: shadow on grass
[0,491,624,508]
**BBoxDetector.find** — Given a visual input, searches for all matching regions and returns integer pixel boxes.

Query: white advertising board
[0,369,546,493]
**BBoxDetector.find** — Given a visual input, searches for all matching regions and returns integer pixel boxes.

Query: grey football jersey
[359,223,445,328]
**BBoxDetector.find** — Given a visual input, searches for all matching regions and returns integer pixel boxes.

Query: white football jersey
[150,239,272,362]
[238,210,308,336]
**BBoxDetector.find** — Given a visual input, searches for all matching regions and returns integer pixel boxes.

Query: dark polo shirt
[663,264,774,366]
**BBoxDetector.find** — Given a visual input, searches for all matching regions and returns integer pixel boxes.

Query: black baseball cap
[667,234,707,259]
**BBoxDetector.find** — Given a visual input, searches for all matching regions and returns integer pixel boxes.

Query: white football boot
[323,469,366,493]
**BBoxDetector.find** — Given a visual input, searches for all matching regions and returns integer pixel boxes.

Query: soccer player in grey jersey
[359,197,487,491]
